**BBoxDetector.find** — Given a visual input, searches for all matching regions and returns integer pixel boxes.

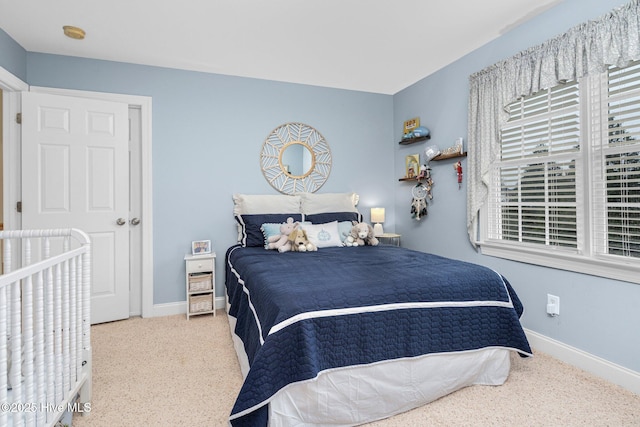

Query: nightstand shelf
[377,233,401,247]
[185,253,216,319]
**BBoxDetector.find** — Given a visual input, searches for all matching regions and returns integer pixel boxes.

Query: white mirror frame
[260,122,332,194]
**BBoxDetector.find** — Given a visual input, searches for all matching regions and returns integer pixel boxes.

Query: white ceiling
[0,0,563,94]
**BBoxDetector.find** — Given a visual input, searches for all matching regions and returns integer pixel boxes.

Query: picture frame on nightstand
[191,240,211,255]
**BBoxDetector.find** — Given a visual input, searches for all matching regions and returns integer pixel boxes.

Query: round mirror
[260,123,332,194]
[280,142,315,178]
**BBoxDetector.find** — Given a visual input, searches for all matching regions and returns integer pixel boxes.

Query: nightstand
[184,253,216,319]
[377,233,401,247]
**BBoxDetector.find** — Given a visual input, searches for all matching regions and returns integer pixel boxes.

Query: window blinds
[592,62,640,258]
[490,82,580,249]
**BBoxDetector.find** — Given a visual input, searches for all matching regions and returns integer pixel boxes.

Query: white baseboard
[524,328,640,395]
[152,297,226,318]
[152,301,185,317]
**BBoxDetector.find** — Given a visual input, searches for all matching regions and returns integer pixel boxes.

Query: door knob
[130,218,141,226]
[116,218,126,226]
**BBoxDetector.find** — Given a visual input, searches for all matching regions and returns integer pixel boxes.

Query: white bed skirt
[226,310,512,426]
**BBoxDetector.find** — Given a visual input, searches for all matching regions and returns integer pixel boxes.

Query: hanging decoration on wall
[454,161,463,189]
[411,187,428,220]
[410,163,432,221]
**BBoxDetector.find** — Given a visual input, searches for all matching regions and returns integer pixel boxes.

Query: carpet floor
[73,313,639,426]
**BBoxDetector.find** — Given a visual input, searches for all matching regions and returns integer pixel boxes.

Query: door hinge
[16,113,22,124]
[16,201,22,213]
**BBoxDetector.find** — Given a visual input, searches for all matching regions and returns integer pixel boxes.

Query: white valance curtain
[467,0,640,246]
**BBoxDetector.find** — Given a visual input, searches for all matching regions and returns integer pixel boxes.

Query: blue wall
[394,0,640,373]
[0,28,26,81]
[24,54,395,306]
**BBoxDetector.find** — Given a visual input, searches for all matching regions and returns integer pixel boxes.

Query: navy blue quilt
[225,244,532,426]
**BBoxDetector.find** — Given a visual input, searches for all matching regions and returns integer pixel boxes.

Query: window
[482,61,640,284]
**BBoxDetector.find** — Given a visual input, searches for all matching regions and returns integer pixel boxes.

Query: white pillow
[300,221,343,248]
[233,194,302,215]
[298,192,359,214]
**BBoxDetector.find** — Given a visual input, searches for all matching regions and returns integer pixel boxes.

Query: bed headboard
[233,192,361,246]
[233,192,359,215]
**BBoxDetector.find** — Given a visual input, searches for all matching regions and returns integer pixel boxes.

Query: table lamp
[371,208,385,236]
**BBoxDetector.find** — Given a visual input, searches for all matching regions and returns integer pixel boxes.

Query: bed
[225,193,531,426]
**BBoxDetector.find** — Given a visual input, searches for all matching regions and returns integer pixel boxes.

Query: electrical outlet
[546,294,560,316]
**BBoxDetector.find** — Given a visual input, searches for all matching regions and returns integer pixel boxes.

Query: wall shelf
[399,152,467,181]
[398,135,430,145]
[432,152,467,161]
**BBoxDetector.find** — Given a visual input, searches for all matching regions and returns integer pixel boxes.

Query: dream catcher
[411,184,428,220]
[410,165,433,221]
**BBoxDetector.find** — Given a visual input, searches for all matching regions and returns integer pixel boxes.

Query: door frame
[0,67,154,319]
[1,66,28,245]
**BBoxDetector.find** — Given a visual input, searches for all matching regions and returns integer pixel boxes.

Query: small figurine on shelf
[424,144,440,161]
[402,131,415,142]
[417,164,429,180]
[454,161,463,189]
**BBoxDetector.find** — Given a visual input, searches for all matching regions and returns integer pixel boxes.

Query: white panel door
[21,91,130,324]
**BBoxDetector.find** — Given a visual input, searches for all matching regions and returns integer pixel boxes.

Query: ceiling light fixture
[63,25,85,40]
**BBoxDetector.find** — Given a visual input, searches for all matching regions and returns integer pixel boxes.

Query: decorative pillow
[298,192,359,214]
[337,221,354,242]
[261,221,311,248]
[299,221,343,248]
[306,211,362,224]
[260,223,284,247]
[236,214,303,247]
[233,194,302,215]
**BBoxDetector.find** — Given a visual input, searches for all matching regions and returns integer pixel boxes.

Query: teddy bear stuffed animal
[289,229,318,252]
[267,217,299,252]
[344,222,379,246]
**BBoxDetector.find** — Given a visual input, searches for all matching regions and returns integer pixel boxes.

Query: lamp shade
[371,208,385,223]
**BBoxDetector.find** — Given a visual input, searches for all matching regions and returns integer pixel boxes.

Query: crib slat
[10,279,23,421]
[54,263,63,405]
[2,239,11,274]
[0,286,8,427]
[23,274,36,427]
[35,270,47,426]
[62,258,71,399]
[45,263,55,424]
[69,258,78,382]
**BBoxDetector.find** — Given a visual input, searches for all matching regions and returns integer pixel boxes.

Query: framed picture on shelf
[191,240,211,255]
[405,154,420,178]
[403,117,420,135]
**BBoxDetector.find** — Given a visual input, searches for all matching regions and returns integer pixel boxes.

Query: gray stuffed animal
[344,222,379,247]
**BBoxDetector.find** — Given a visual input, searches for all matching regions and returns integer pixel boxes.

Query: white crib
[0,229,92,427]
